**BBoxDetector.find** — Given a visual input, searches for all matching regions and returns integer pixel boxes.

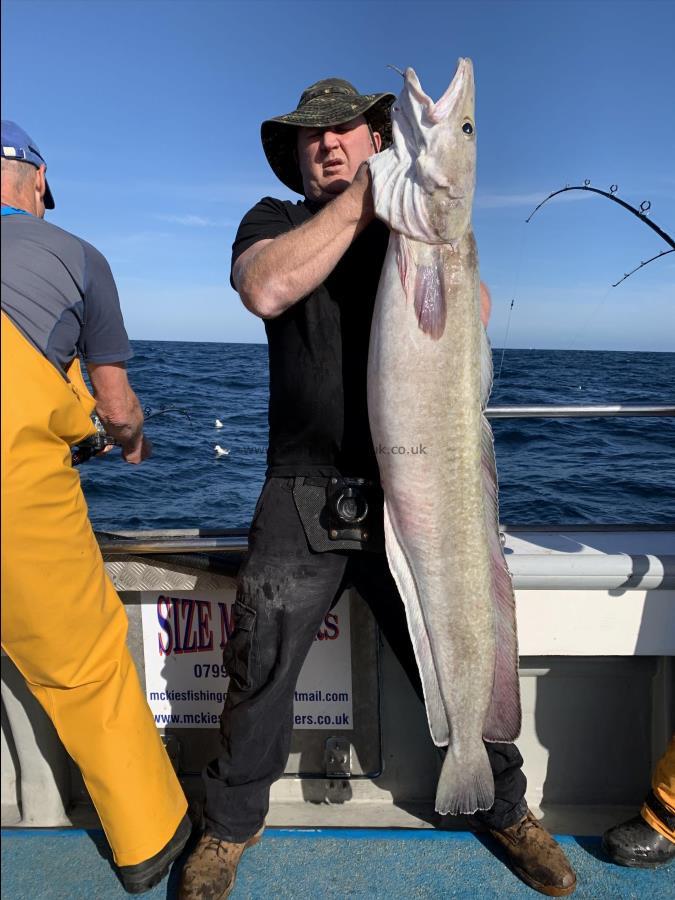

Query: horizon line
[126,339,674,354]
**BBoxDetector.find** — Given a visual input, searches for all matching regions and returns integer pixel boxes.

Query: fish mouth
[404,58,473,123]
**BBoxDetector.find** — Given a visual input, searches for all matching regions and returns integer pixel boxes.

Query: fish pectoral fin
[383,501,448,746]
[413,257,446,340]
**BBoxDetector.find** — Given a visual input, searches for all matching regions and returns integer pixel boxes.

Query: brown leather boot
[178,827,264,900]
[487,811,577,896]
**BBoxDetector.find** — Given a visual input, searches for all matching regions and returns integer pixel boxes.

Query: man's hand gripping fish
[367,60,521,816]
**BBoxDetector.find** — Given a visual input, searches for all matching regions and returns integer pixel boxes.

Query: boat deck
[2,826,672,899]
[3,523,673,897]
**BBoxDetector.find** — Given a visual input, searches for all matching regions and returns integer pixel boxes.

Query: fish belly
[367,236,498,813]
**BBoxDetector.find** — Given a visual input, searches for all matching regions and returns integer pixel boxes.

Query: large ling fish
[367,60,521,816]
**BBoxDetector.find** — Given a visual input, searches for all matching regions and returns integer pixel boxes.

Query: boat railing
[486,404,675,418]
[95,403,673,557]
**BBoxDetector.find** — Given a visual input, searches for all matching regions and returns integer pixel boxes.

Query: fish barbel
[367,60,521,815]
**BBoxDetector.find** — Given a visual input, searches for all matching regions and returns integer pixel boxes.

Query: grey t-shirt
[1,210,132,376]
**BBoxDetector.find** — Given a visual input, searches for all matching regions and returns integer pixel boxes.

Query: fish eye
[462,122,474,135]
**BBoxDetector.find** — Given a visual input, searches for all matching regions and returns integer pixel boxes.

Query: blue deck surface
[2,827,673,899]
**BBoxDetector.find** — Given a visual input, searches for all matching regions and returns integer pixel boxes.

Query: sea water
[81,343,675,531]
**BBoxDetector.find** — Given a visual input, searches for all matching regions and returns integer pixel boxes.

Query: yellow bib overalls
[1,313,187,865]
[642,736,675,843]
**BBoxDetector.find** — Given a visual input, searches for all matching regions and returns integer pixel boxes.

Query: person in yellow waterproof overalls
[1,120,190,893]
[602,735,675,868]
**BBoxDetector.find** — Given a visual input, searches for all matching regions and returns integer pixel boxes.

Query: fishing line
[495,299,515,382]
[566,247,672,349]
[495,218,528,382]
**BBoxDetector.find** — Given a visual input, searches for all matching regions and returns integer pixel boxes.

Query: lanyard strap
[1,206,32,217]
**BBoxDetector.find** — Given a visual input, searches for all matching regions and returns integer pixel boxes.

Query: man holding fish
[180,67,576,899]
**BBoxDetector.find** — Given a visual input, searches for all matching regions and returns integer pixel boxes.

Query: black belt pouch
[292,476,384,553]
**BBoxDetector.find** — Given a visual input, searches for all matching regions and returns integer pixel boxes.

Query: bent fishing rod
[526,180,674,286]
[71,406,192,465]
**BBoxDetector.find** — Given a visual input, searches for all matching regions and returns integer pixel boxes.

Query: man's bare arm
[233,164,375,319]
[234,163,492,327]
[86,362,151,464]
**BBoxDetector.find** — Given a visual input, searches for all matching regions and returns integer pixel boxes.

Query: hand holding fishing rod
[71,406,192,466]
[71,412,151,466]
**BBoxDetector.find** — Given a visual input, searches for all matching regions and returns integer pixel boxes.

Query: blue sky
[3,0,674,350]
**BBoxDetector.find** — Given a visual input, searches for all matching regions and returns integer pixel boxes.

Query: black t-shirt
[231,197,389,479]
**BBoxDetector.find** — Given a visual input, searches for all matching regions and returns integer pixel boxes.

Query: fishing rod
[495,180,673,376]
[143,406,193,423]
[526,180,674,286]
[71,406,192,466]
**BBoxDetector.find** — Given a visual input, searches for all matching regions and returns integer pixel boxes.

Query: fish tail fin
[480,326,522,743]
[435,742,495,816]
[383,501,449,746]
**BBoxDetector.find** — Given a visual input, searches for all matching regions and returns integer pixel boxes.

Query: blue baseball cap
[1,120,55,209]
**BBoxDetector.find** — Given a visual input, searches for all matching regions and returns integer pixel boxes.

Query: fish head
[370,59,476,244]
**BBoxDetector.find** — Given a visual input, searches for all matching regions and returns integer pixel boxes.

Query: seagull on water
[215,419,223,428]
[214,445,230,457]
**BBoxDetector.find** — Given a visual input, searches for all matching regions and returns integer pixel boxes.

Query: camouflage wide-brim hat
[261,78,396,195]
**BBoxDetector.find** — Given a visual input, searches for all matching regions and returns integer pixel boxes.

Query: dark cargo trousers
[203,477,527,841]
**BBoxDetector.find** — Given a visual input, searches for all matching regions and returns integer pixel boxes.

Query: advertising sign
[140,591,353,730]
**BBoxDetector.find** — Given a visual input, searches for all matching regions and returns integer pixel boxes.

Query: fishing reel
[71,405,192,466]
[71,415,117,466]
